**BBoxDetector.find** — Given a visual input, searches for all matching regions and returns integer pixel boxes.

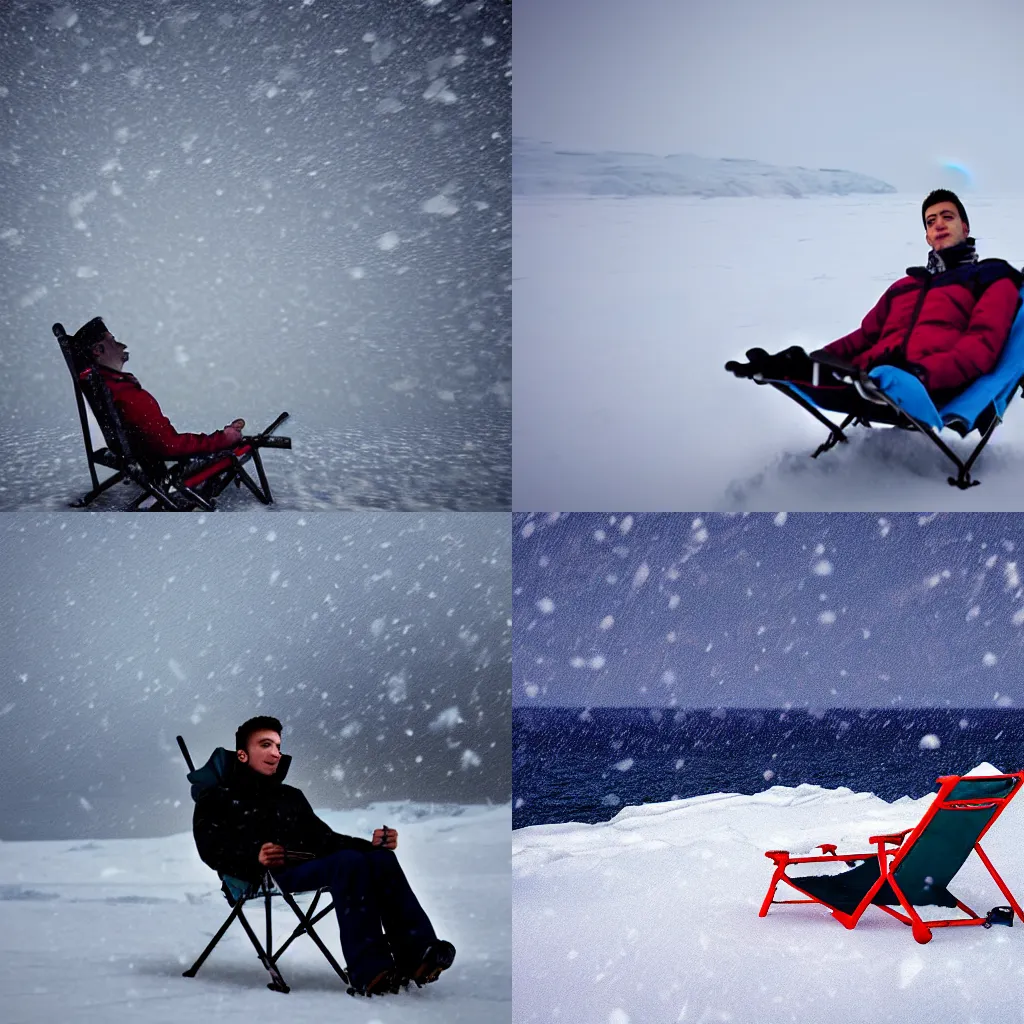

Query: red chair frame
[759,771,1024,944]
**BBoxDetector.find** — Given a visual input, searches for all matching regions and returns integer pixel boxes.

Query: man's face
[924,201,968,251]
[239,730,282,775]
[91,330,129,371]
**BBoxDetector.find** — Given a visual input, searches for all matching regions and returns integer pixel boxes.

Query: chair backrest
[891,772,1023,901]
[53,321,142,467]
[941,283,1024,428]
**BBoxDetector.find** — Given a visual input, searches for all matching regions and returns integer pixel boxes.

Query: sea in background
[512,707,1024,830]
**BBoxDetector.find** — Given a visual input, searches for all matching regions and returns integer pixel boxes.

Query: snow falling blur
[513,512,1024,708]
[0,511,511,840]
[0,2,511,508]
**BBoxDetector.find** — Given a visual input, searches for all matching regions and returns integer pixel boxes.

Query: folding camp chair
[177,735,352,994]
[742,283,1024,489]
[759,770,1024,944]
[53,322,292,510]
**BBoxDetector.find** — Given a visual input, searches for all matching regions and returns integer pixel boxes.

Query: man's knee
[318,847,371,877]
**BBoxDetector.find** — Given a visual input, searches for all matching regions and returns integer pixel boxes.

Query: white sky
[514,0,1024,191]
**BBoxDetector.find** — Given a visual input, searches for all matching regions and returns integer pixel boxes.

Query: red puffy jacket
[96,366,236,460]
[824,259,1023,393]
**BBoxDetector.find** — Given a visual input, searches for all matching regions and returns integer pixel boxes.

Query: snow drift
[513,771,1024,1023]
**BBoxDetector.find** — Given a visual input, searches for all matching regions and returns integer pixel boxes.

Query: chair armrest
[765,848,874,866]
[868,828,913,846]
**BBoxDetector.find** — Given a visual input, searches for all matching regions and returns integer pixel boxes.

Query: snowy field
[514,193,1024,509]
[0,424,510,510]
[0,802,510,1024]
[513,769,1024,1023]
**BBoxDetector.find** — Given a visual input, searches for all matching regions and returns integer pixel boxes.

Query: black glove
[764,345,812,380]
[725,347,770,379]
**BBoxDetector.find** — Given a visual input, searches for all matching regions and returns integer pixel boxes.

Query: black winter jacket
[191,747,374,882]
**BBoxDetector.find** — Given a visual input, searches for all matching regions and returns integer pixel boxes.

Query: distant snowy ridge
[513,136,896,198]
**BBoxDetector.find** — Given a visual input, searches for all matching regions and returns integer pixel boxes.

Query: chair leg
[233,904,291,993]
[231,459,273,505]
[73,470,125,507]
[758,868,785,917]
[274,885,350,986]
[182,897,247,978]
[273,898,336,962]
[251,449,274,503]
[975,842,1024,922]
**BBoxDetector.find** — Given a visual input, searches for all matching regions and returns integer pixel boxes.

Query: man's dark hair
[236,715,283,753]
[922,189,968,229]
[70,316,108,363]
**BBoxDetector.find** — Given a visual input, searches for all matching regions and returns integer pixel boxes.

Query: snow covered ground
[513,770,1024,1024]
[513,192,1024,509]
[0,424,510,510]
[0,802,510,1024]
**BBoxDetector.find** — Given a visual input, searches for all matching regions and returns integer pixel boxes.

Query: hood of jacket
[187,746,292,802]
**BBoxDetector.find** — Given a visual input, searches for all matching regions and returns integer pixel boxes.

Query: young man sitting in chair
[726,190,1023,407]
[70,316,247,462]
[192,716,456,997]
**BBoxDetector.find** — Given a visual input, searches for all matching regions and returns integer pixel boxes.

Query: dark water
[512,707,1024,830]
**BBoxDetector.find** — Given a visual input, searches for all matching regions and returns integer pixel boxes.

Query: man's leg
[275,852,394,990]
[364,847,439,969]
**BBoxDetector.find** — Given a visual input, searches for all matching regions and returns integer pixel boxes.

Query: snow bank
[513,773,1024,1023]
[513,137,896,198]
[0,803,511,1023]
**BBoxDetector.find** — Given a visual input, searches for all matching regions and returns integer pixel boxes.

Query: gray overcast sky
[0,511,509,840]
[514,0,1024,191]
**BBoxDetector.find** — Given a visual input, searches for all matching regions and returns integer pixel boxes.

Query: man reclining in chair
[726,190,1023,408]
[192,715,455,998]
[71,316,247,463]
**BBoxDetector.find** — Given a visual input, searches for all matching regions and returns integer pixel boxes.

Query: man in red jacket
[726,190,1023,406]
[71,316,246,461]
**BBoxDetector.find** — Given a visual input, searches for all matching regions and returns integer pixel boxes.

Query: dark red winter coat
[96,365,236,460]
[823,259,1023,394]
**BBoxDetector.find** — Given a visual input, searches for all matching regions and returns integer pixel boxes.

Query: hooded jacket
[822,251,1023,395]
[95,365,238,461]
[190,747,375,883]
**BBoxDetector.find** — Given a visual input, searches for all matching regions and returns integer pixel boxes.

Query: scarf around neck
[926,237,978,275]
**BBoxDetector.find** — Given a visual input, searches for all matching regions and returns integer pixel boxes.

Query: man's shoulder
[97,367,142,389]
[972,258,1023,288]
[886,272,923,294]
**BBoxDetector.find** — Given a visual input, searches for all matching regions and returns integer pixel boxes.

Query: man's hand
[372,827,398,850]
[231,418,245,431]
[222,423,243,446]
[258,842,286,867]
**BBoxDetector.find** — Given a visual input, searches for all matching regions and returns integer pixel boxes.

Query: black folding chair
[177,735,352,995]
[54,322,292,510]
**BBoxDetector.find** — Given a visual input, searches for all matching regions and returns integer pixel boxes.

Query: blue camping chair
[176,736,352,995]
[754,283,1024,488]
